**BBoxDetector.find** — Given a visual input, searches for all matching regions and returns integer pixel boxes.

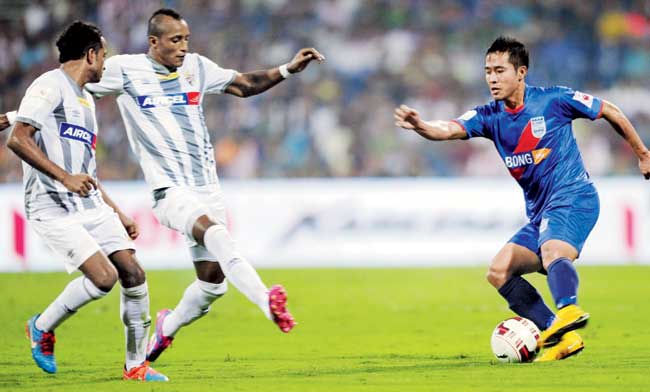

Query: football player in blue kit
[394,36,650,361]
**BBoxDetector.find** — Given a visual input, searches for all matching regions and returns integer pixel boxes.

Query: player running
[84,8,325,362]
[4,21,167,381]
[394,36,650,361]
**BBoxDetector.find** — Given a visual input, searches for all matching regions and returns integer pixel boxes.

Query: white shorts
[30,204,134,273]
[151,184,228,262]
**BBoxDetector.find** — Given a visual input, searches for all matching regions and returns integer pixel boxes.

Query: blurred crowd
[1,0,649,182]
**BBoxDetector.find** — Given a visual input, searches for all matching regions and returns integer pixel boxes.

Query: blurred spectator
[1,0,649,182]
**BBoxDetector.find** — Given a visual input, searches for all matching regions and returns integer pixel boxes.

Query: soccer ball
[490,317,540,363]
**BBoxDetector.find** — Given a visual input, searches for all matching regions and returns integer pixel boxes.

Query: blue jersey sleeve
[554,86,604,121]
[453,105,492,140]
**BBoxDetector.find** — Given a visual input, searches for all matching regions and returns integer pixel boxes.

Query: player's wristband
[279,63,291,79]
[5,111,16,125]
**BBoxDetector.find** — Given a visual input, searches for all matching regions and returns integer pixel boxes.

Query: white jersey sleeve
[86,55,124,97]
[16,77,62,130]
[199,55,237,95]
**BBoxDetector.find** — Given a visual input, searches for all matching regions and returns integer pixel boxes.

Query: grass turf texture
[1,266,649,391]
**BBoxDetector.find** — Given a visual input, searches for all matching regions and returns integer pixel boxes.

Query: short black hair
[148,8,183,37]
[56,21,103,63]
[486,36,529,70]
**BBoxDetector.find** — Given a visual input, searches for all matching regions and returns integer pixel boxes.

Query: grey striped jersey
[16,69,103,219]
[86,53,237,191]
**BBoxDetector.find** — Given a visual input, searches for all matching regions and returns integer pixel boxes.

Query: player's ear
[148,35,158,48]
[517,65,527,81]
[86,47,96,65]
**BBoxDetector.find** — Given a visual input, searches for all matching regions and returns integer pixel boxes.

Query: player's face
[88,37,107,83]
[484,52,525,101]
[150,17,190,69]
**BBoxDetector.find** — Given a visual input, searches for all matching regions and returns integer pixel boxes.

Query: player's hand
[287,48,325,74]
[639,151,650,180]
[0,113,10,131]
[120,215,139,240]
[394,104,422,130]
[62,173,97,196]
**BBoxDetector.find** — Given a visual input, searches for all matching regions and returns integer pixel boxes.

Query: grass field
[1,266,649,391]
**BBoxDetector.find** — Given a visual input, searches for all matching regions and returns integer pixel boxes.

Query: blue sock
[498,276,555,330]
[547,257,579,309]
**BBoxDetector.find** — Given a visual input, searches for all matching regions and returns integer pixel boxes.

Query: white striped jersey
[86,53,237,191]
[16,69,104,219]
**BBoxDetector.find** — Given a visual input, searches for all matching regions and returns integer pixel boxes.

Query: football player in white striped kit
[4,21,167,381]
[84,8,325,362]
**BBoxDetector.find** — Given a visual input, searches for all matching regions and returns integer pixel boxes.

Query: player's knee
[121,263,146,287]
[93,268,119,292]
[486,266,508,288]
[487,258,512,288]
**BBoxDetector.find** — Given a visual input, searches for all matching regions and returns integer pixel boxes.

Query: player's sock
[35,276,107,332]
[547,257,579,309]
[121,282,151,371]
[498,276,555,330]
[162,279,227,337]
[203,225,272,319]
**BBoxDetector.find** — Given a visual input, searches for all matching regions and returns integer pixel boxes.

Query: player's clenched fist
[0,114,9,131]
[62,173,97,196]
[394,104,422,130]
[287,48,325,74]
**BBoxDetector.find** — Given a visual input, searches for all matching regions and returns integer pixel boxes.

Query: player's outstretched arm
[394,104,467,141]
[225,48,325,98]
[97,183,139,239]
[600,100,650,179]
[7,122,97,195]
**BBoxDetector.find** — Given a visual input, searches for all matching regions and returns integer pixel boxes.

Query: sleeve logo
[572,91,594,109]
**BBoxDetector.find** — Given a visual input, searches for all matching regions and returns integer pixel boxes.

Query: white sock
[121,282,150,371]
[36,276,107,332]
[162,279,227,337]
[203,225,271,319]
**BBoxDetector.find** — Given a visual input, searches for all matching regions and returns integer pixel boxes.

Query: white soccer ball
[490,317,540,363]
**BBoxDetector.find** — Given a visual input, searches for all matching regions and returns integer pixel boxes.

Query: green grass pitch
[1,266,649,391]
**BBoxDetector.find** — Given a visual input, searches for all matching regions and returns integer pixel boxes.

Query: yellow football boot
[535,331,584,362]
[537,304,589,348]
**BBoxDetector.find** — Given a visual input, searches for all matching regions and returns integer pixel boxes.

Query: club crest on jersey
[136,92,201,108]
[59,122,96,149]
[530,116,546,138]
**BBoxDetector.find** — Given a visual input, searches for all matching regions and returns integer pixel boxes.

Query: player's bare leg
[109,250,167,381]
[193,215,296,332]
[27,252,117,374]
[537,240,589,349]
[487,243,555,333]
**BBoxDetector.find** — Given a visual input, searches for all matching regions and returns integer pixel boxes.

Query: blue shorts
[509,190,600,258]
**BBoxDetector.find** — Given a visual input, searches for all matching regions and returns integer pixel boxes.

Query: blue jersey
[454,85,603,221]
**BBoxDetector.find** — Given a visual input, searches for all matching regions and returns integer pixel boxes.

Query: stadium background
[1,0,649,271]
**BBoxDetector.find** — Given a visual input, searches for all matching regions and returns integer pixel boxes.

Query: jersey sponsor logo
[59,122,96,149]
[572,91,594,109]
[458,110,477,121]
[530,116,546,138]
[136,92,201,108]
[504,148,552,169]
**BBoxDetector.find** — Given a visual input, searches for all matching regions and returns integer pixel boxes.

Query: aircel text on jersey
[136,92,200,108]
[59,122,96,148]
